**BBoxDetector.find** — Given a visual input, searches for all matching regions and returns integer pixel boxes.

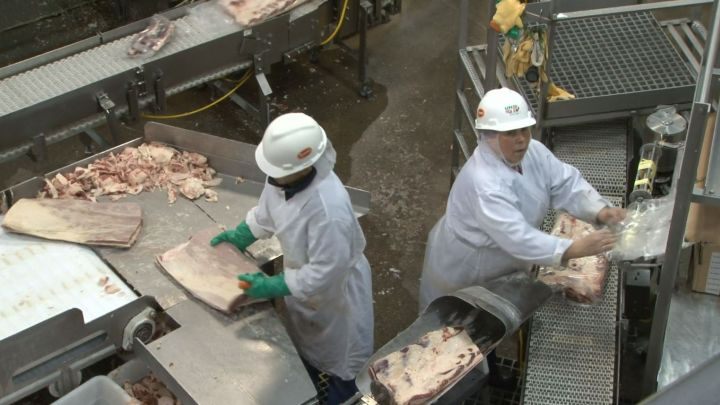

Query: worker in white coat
[419,87,626,310]
[419,87,625,387]
[210,113,373,404]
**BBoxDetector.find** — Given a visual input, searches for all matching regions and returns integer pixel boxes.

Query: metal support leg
[29,134,47,164]
[212,81,260,115]
[484,0,499,91]
[642,102,711,395]
[97,93,120,145]
[373,0,382,24]
[154,71,167,114]
[127,84,140,122]
[359,1,373,98]
[83,129,111,151]
[254,54,273,129]
[114,0,130,21]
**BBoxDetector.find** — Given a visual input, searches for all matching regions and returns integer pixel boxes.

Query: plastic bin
[53,376,136,405]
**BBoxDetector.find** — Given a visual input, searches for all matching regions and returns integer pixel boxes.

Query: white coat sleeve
[245,190,275,239]
[283,217,353,301]
[545,149,610,223]
[477,186,573,266]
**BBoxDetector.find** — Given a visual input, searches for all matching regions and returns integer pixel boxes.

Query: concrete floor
[0,0,488,350]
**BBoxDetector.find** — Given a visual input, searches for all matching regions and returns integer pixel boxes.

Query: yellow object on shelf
[547,83,575,102]
[491,0,526,34]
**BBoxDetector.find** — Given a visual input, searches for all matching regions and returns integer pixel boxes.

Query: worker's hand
[237,272,291,299]
[210,221,257,251]
[563,229,616,261]
[596,207,627,225]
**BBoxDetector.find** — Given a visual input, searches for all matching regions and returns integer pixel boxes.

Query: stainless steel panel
[657,287,720,389]
[136,299,316,405]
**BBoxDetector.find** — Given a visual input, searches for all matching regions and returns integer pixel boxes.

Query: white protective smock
[245,143,374,381]
[419,139,610,310]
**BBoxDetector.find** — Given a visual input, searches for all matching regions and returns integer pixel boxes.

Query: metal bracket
[135,67,148,97]
[153,70,167,114]
[97,92,120,145]
[359,1,374,98]
[254,55,273,128]
[82,129,111,153]
[30,134,48,163]
[126,67,147,122]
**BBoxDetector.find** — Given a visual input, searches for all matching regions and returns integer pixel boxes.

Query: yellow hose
[320,0,350,46]
[142,69,253,119]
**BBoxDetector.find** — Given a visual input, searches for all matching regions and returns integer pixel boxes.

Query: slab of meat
[369,326,484,405]
[128,15,175,58]
[156,227,265,313]
[538,213,609,304]
[39,142,220,204]
[1,198,142,248]
[218,0,310,27]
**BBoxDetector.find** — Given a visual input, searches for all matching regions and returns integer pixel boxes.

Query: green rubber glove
[210,221,257,251]
[237,272,291,299]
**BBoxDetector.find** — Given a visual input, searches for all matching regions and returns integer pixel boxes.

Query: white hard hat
[475,88,536,132]
[255,113,328,178]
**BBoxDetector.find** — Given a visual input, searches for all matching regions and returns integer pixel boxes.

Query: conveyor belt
[0,10,237,116]
[505,11,695,120]
[523,122,626,405]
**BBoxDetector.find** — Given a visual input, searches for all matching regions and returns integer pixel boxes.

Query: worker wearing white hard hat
[211,113,373,404]
[419,87,625,309]
[418,87,625,385]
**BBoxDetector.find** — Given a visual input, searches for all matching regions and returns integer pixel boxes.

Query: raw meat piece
[128,15,175,58]
[219,0,310,27]
[538,213,609,304]
[38,142,220,204]
[179,178,205,200]
[156,227,265,313]
[204,188,219,202]
[369,327,484,405]
[1,198,142,248]
[123,374,179,405]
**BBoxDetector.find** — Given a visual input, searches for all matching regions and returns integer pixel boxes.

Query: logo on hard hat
[504,105,520,115]
[476,108,485,118]
[297,147,313,160]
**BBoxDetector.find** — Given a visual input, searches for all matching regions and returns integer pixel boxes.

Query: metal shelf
[503,10,697,126]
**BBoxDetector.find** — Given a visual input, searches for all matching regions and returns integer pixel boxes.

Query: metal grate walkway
[504,11,695,117]
[523,122,626,405]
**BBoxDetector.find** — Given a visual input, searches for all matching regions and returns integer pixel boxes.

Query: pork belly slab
[1,198,142,248]
[218,0,309,27]
[369,327,484,405]
[156,227,266,313]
